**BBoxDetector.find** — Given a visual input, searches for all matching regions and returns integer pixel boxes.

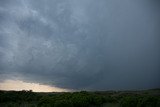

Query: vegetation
[0,89,160,107]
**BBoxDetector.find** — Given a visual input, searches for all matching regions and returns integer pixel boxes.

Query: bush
[71,93,90,107]
[120,96,138,107]
[137,96,158,107]
[54,100,73,107]
[38,96,54,107]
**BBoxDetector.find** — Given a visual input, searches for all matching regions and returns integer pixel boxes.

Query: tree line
[0,89,160,107]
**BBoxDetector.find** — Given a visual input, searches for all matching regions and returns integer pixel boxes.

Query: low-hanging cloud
[0,0,160,90]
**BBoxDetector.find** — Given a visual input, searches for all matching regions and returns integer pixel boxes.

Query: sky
[0,0,160,92]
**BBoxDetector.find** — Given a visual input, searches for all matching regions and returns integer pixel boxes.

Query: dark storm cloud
[0,0,160,90]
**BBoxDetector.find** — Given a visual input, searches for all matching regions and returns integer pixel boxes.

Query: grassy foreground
[0,89,160,107]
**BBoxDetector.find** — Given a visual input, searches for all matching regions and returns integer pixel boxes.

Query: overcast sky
[0,0,160,91]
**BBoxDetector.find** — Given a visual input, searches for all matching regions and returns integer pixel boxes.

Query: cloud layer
[0,0,160,90]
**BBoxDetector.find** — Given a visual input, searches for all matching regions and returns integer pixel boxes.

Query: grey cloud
[0,0,160,90]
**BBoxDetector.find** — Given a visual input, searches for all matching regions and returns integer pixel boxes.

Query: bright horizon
[0,79,69,92]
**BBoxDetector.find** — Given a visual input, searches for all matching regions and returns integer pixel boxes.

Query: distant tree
[29,90,33,92]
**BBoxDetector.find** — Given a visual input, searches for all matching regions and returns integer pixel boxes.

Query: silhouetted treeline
[0,89,160,107]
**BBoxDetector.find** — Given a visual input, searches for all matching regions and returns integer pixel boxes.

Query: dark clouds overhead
[0,0,160,90]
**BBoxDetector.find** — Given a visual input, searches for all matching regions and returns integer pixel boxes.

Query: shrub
[120,96,138,107]
[137,96,158,107]
[54,100,73,107]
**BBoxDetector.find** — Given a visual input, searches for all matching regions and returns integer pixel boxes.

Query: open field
[0,89,160,107]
